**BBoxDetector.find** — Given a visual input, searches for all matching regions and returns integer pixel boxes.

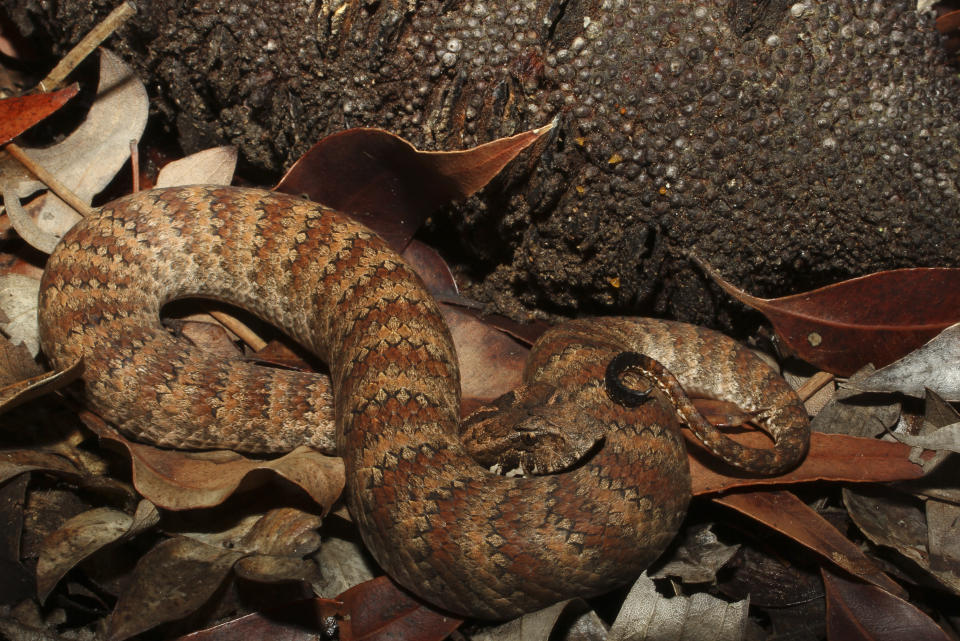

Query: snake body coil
[38,186,809,618]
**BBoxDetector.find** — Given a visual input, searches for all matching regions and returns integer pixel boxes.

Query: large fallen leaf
[2,49,148,251]
[336,576,462,641]
[714,490,904,596]
[850,323,960,401]
[843,486,960,595]
[36,499,159,601]
[822,568,952,641]
[810,366,900,438]
[689,431,925,495]
[0,84,78,144]
[695,258,960,376]
[607,573,748,641]
[275,123,554,251]
[107,536,246,641]
[155,146,238,188]
[79,411,344,511]
[110,508,324,641]
[0,334,42,386]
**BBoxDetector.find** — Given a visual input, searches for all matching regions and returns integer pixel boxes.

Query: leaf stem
[4,142,95,217]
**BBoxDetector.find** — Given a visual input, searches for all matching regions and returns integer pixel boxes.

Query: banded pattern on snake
[38,186,809,619]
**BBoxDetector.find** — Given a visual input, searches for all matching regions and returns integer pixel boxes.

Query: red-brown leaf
[689,431,925,495]
[695,258,960,375]
[336,576,461,641]
[274,124,553,251]
[715,490,904,597]
[823,568,952,641]
[0,84,79,145]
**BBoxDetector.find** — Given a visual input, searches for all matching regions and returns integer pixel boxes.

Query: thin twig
[796,370,835,402]
[208,310,268,351]
[5,142,95,217]
[130,139,140,192]
[37,1,137,92]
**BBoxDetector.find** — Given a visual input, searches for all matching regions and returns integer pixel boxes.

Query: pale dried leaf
[472,599,603,641]
[155,146,238,188]
[851,323,960,401]
[2,189,59,254]
[649,524,740,584]
[36,500,159,601]
[608,574,748,641]
[927,500,960,578]
[892,422,960,453]
[3,49,147,251]
[0,273,40,356]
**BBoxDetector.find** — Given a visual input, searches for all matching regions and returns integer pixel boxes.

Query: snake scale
[38,186,810,619]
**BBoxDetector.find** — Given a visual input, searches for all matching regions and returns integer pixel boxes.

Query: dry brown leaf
[607,573,747,641]
[36,499,159,601]
[811,366,900,438]
[80,412,344,511]
[695,258,960,376]
[0,334,42,386]
[275,123,554,251]
[0,354,81,414]
[336,575,463,641]
[0,84,78,144]
[155,146,238,188]
[823,568,952,641]
[689,431,925,495]
[715,490,904,597]
[0,449,81,485]
[107,536,246,641]
[843,486,960,595]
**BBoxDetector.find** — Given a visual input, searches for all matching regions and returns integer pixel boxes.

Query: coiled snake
[38,186,809,619]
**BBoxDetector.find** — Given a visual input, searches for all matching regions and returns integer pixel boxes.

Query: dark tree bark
[13,0,960,329]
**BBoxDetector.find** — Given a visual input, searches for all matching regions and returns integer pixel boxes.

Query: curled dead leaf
[36,499,159,601]
[0,448,81,485]
[275,123,554,251]
[79,412,344,511]
[695,257,960,376]
[0,354,81,414]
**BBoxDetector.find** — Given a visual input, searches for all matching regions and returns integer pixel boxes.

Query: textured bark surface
[13,0,960,325]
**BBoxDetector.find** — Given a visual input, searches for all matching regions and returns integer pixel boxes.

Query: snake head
[460,381,606,475]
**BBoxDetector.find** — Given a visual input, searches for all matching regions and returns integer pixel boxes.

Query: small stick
[209,310,267,351]
[37,1,137,92]
[130,139,140,192]
[796,370,834,402]
[4,142,95,217]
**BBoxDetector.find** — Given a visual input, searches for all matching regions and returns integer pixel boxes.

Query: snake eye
[605,351,654,408]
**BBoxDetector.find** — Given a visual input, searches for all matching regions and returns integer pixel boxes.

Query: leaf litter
[0,9,958,641]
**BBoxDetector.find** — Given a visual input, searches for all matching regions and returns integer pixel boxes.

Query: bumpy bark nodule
[14,0,960,326]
